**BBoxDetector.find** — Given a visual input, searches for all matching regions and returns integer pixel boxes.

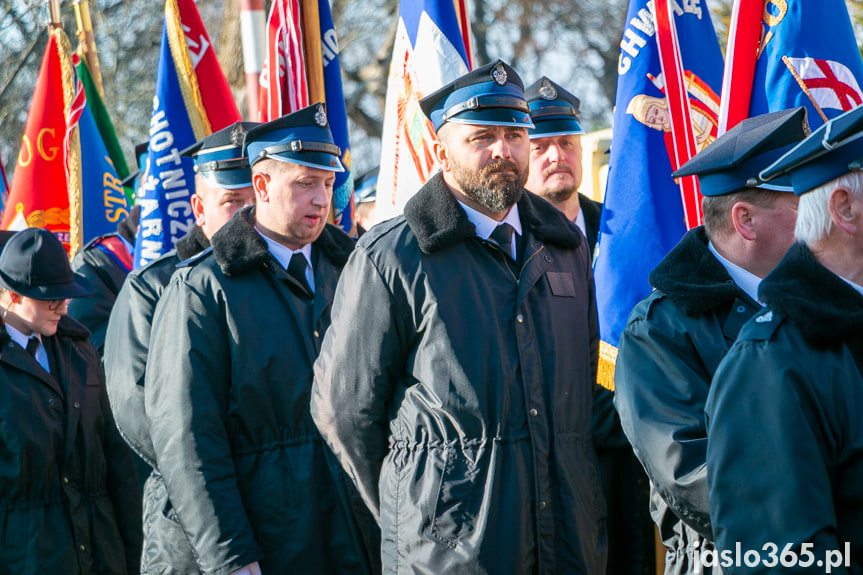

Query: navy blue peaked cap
[242,103,344,172]
[525,76,584,139]
[354,167,378,204]
[761,104,863,195]
[180,122,257,189]
[419,60,533,132]
[672,107,810,196]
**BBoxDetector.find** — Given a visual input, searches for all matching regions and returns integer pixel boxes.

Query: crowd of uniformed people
[0,58,861,575]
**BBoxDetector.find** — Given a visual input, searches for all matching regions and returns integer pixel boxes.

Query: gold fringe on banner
[165,0,211,140]
[55,27,84,256]
[597,340,618,392]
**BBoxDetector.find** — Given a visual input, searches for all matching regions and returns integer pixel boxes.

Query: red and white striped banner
[259,0,308,122]
[653,0,702,230]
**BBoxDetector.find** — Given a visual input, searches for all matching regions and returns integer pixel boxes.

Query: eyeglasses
[46,298,69,311]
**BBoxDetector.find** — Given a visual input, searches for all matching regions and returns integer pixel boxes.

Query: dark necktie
[287,252,313,299]
[26,337,40,358]
[490,223,515,261]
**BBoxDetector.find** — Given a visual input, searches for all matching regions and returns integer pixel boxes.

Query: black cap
[525,76,585,139]
[672,108,810,196]
[243,103,344,172]
[419,60,533,132]
[761,104,863,195]
[181,121,258,189]
[0,228,92,300]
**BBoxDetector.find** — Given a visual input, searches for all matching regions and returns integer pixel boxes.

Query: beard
[537,165,578,204]
[450,157,526,213]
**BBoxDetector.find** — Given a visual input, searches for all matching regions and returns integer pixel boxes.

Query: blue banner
[134,24,199,268]
[749,0,863,129]
[594,0,724,347]
[79,103,129,243]
[319,0,353,233]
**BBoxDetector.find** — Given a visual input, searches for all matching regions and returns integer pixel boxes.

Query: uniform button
[48,398,54,405]
[6,343,12,348]
[538,501,548,511]
[73,402,80,409]
[313,330,320,338]
[736,305,746,313]
[544,254,552,262]
[63,477,69,484]
[79,544,86,551]
[516,314,524,323]
[529,408,538,417]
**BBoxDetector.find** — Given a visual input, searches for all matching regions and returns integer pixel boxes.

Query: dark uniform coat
[145,206,374,575]
[0,316,142,574]
[312,172,607,574]
[706,242,863,573]
[68,232,134,355]
[614,227,761,574]
[104,225,210,575]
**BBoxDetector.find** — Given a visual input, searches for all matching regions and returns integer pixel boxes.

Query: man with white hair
[705,105,863,573]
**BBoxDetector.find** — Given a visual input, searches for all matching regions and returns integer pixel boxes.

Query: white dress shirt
[256,228,315,294]
[457,200,523,260]
[708,241,763,306]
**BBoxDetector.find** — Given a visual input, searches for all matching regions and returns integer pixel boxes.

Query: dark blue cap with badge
[121,141,150,189]
[180,121,257,190]
[672,107,810,196]
[761,104,863,195]
[242,103,344,172]
[354,168,378,205]
[525,76,584,139]
[419,60,533,133]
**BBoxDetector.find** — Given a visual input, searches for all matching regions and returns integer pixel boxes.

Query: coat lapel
[0,339,65,398]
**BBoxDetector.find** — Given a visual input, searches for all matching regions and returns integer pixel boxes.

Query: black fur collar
[175,224,210,261]
[210,205,354,276]
[760,242,863,347]
[403,172,581,254]
[649,226,740,316]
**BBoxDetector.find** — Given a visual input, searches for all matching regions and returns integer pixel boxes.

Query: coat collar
[175,224,211,261]
[210,205,354,277]
[649,226,745,316]
[760,242,863,347]
[403,172,581,254]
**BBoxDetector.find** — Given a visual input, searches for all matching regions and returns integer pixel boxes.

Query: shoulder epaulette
[176,246,213,268]
[740,307,784,342]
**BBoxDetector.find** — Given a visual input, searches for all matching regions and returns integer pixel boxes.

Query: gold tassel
[597,340,618,392]
[55,28,84,256]
[165,0,211,140]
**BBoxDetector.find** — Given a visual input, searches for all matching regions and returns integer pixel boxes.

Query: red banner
[258,0,308,121]
[2,33,73,243]
[176,0,242,131]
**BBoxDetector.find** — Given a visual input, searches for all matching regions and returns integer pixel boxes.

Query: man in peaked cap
[353,167,378,236]
[705,105,863,573]
[312,60,606,573]
[614,108,809,575]
[524,76,603,255]
[103,121,256,574]
[526,76,654,575]
[144,104,372,575]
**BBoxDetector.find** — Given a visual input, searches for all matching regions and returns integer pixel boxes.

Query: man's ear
[252,172,270,204]
[433,139,451,173]
[730,201,757,241]
[191,194,205,226]
[828,186,860,236]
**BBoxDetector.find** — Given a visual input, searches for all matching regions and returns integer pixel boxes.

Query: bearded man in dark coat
[312,60,606,574]
[706,103,863,574]
[144,104,373,575]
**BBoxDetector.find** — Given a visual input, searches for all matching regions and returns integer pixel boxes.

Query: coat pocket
[429,445,487,548]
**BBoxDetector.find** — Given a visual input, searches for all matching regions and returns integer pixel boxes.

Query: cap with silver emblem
[242,103,344,172]
[419,59,533,133]
[525,76,585,139]
[760,103,863,195]
[180,121,258,189]
[671,107,810,197]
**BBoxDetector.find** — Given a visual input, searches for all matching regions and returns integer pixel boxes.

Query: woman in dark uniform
[0,228,142,574]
